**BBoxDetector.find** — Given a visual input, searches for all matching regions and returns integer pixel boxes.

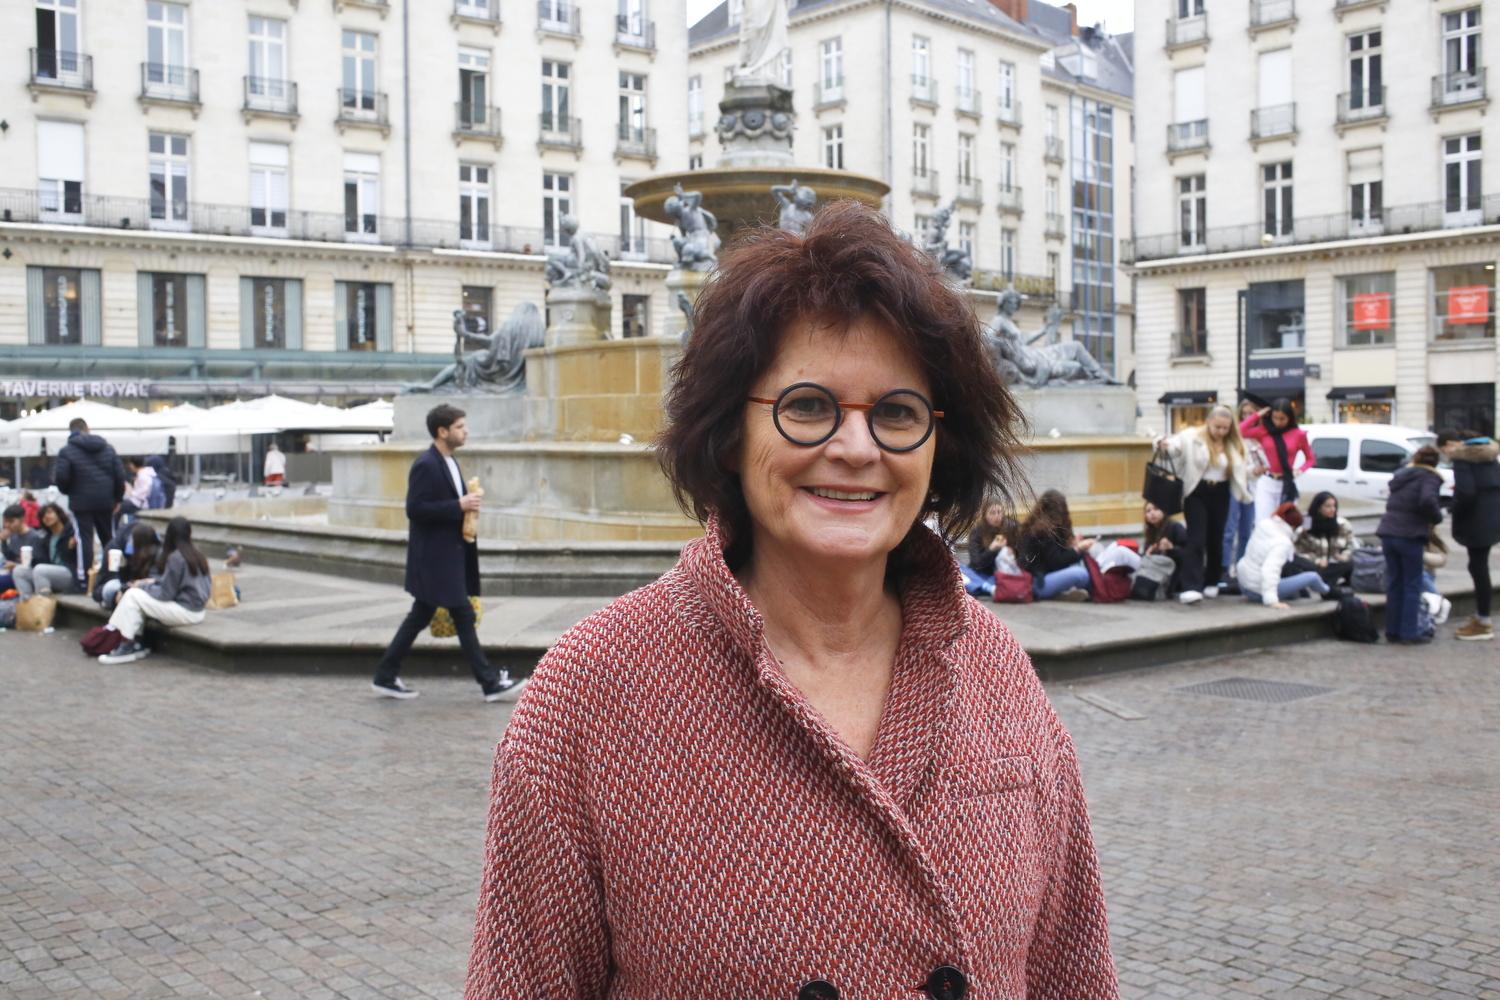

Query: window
[1172,66,1206,147]
[1340,272,1394,347]
[462,285,492,335]
[1178,288,1207,356]
[36,119,84,219]
[1178,0,1203,16]
[1179,175,1205,246]
[1360,439,1409,474]
[1444,9,1481,78]
[998,60,1016,113]
[250,142,288,234]
[146,3,187,86]
[36,267,82,344]
[1312,437,1350,470]
[460,164,491,246]
[622,294,649,338]
[140,272,201,348]
[1257,48,1293,134]
[1348,148,1382,233]
[912,123,931,177]
[958,222,975,262]
[820,38,843,101]
[35,0,80,82]
[1263,162,1293,238]
[543,60,570,130]
[1047,251,1060,291]
[619,72,646,142]
[1046,175,1060,216]
[343,152,379,238]
[914,214,931,238]
[459,47,489,128]
[1434,382,1497,439]
[688,153,703,170]
[688,75,703,135]
[248,17,287,101]
[1000,142,1016,191]
[911,35,929,83]
[241,277,301,349]
[1347,31,1382,110]
[544,172,571,246]
[1433,263,1495,341]
[148,133,189,226]
[956,48,975,106]
[1001,228,1016,278]
[336,281,390,351]
[1045,104,1059,139]
[619,0,645,37]
[957,133,974,185]
[1444,134,1482,225]
[619,180,644,256]
[342,30,376,112]
[823,125,844,170]
[1245,280,1305,353]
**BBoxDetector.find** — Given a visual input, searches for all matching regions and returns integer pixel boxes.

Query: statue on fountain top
[735,0,790,84]
[663,184,720,271]
[545,214,612,292]
[404,303,547,394]
[920,202,972,282]
[988,289,1120,388]
[771,180,818,235]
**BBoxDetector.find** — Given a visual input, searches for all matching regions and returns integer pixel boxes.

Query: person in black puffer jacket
[145,456,178,508]
[1439,429,1500,640]
[1017,490,1096,600]
[1374,446,1444,644]
[51,418,127,577]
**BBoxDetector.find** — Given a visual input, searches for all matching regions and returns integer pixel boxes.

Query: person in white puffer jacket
[1237,502,1331,609]
[1157,405,1253,604]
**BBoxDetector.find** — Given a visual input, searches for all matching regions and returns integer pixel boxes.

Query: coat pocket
[941,754,1037,799]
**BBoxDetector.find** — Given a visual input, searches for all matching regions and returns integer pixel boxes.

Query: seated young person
[1295,491,1357,586]
[0,504,44,593]
[13,503,80,598]
[96,523,163,610]
[961,501,1021,595]
[1017,490,1095,600]
[97,517,211,664]
[1238,503,1330,608]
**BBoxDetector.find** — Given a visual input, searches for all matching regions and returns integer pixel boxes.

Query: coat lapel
[429,445,461,499]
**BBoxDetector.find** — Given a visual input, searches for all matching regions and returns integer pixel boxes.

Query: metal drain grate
[1176,676,1336,704]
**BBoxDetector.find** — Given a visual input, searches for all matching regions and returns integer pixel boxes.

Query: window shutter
[80,269,101,347]
[137,272,155,346]
[285,279,303,350]
[333,281,348,351]
[27,267,46,345]
[186,274,206,348]
[375,283,393,351]
[239,276,254,349]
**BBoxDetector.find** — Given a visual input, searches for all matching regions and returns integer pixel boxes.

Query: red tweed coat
[466,520,1117,1000]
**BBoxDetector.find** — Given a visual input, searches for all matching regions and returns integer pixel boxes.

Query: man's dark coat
[404,444,479,608]
[52,432,127,512]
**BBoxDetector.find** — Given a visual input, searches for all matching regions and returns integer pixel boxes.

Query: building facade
[1134,0,1500,437]
[1,0,687,414]
[688,0,1136,378]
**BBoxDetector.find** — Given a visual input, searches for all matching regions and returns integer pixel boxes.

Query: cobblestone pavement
[1,628,1496,1000]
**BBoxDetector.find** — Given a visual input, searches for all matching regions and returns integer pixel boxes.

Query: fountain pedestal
[544,287,612,348]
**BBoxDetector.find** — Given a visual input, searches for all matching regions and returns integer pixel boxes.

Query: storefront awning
[1326,385,1395,401]
[1158,390,1218,405]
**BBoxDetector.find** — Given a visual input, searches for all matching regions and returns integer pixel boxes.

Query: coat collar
[425,444,461,498]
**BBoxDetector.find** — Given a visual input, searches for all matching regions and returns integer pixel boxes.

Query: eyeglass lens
[773,384,933,451]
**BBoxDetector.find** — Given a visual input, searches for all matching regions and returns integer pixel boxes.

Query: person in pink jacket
[465,203,1118,1000]
[1239,398,1315,521]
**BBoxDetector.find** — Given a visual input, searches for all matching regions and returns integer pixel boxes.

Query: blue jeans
[1380,535,1426,640]
[1221,496,1255,579]
[0,571,12,593]
[1246,570,1330,603]
[1034,562,1091,599]
[959,563,994,596]
[1422,571,1439,596]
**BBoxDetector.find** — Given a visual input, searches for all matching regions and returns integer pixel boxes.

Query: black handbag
[1143,445,1184,516]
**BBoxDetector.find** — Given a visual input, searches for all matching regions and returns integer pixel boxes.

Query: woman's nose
[823,411,882,464]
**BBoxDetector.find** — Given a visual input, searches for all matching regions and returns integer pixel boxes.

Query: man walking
[52,418,127,583]
[371,404,526,702]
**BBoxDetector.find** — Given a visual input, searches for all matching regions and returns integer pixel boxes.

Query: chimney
[1063,2,1079,35]
[986,0,1030,24]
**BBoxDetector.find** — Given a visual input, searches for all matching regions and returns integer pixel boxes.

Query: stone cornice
[1132,223,1500,275]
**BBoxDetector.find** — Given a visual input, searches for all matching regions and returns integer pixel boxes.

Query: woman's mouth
[805,487,881,502]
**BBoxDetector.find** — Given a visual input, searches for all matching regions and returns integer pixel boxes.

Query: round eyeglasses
[747,382,944,453]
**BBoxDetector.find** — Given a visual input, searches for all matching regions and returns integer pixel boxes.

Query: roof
[690,0,1047,48]
[1043,25,1133,99]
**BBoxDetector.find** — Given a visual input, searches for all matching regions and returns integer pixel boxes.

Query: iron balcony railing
[453,0,500,23]
[955,177,983,206]
[617,123,657,158]
[815,78,845,106]
[338,89,389,125]
[1251,102,1297,139]
[141,62,198,104]
[996,184,1023,214]
[1126,191,1500,263]
[1337,87,1384,123]
[1044,136,1065,162]
[1250,0,1295,27]
[911,75,938,104]
[30,49,92,90]
[955,87,982,115]
[456,102,502,137]
[538,0,581,36]
[688,113,704,138]
[0,186,678,263]
[1165,14,1208,46]
[244,76,297,116]
[1433,68,1487,108]
[1168,119,1209,152]
[911,170,940,198]
[1046,212,1066,237]
[971,270,1057,300]
[616,16,655,49]
[997,99,1022,126]
[539,113,583,148]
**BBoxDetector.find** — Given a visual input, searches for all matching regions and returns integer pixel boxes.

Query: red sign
[1351,293,1390,329]
[1448,285,1491,324]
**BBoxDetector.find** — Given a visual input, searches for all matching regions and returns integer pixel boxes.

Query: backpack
[0,599,16,629]
[1084,554,1133,604]
[1332,591,1379,643]
[1129,553,1176,601]
[1350,547,1386,593]
[147,475,167,509]
[80,624,122,656]
[992,571,1035,604]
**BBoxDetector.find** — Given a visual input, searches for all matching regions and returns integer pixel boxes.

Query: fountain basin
[624,168,890,244]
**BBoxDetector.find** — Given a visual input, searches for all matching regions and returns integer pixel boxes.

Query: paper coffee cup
[19,546,32,567]
[108,549,123,571]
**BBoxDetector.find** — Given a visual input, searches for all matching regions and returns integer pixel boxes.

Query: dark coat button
[797,979,839,1000]
[918,966,968,1000]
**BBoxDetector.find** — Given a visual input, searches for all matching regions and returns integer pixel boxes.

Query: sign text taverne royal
[1,380,154,399]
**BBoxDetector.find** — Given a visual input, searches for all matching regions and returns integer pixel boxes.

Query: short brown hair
[656,201,1022,563]
[426,404,466,439]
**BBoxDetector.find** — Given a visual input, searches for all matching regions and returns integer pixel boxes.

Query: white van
[1299,423,1453,507]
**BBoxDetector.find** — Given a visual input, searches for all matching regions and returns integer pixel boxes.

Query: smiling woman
[465,203,1121,1000]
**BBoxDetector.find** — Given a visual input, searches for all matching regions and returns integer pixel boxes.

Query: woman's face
[1320,497,1338,519]
[1271,410,1290,429]
[1206,415,1231,441]
[1144,503,1164,525]
[984,504,1006,527]
[41,507,59,530]
[738,317,935,570]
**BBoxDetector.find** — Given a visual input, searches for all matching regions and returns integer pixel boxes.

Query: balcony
[539,113,582,152]
[1046,212,1066,238]
[334,0,389,12]
[1336,87,1385,133]
[911,170,940,199]
[617,123,657,161]
[455,102,503,147]
[1333,0,1383,15]
[814,77,845,107]
[538,1,581,38]
[1165,14,1208,48]
[955,176,983,207]
[337,89,390,135]
[452,0,501,29]
[996,185,1023,215]
[140,63,199,112]
[1168,119,1210,155]
[689,113,704,138]
[1250,102,1296,144]
[911,75,938,106]
[243,77,298,121]
[971,270,1056,300]
[616,16,655,52]
[1433,68,1488,112]
[1249,0,1295,33]
[1126,191,1500,263]
[29,49,93,103]
[996,99,1022,128]
[955,87,982,118]
[1044,136,1065,162]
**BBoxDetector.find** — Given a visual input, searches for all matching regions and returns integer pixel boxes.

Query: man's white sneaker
[1178,590,1204,604]
[1203,586,1220,599]
[482,676,529,703]
[372,679,419,699]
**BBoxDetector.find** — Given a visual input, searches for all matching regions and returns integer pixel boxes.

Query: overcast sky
[683,0,1136,36]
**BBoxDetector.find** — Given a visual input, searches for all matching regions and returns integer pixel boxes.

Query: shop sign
[1447,286,1490,323]
[1351,293,1390,329]
[0,379,155,399]
[1246,357,1307,390]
